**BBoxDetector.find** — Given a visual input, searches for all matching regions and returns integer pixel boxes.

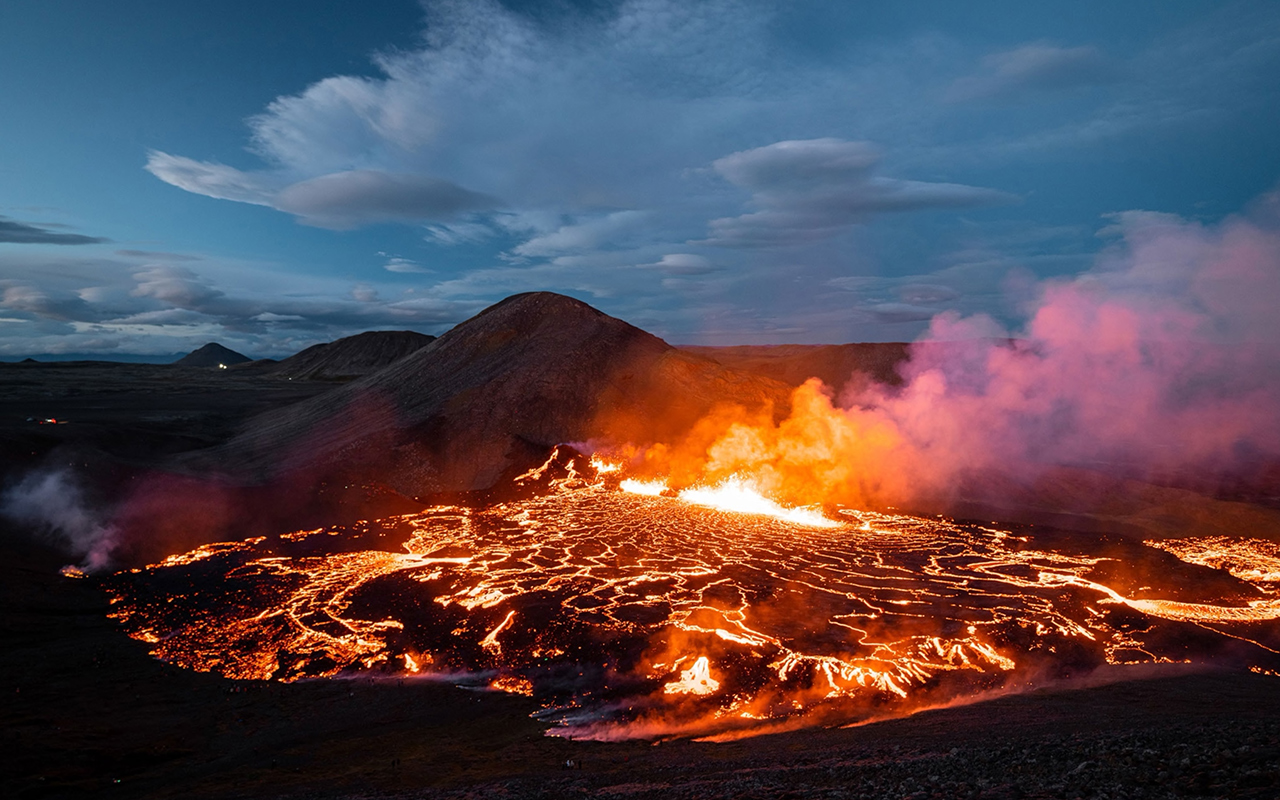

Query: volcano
[173,342,252,367]
[190,292,790,496]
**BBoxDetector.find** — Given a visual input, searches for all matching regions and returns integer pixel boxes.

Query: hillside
[271,330,434,381]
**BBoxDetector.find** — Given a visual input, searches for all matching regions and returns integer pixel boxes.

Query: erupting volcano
[82,291,1280,744]
[107,447,1280,741]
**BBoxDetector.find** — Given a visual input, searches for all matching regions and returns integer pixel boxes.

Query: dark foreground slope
[194,292,790,496]
[271,330,434,381]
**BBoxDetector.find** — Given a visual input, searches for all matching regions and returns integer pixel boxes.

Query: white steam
[1,469,117,572]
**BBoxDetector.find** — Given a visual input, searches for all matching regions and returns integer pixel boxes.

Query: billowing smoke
[878,204,1280,494]
[645,197,1280,512]
[1,469,118,571]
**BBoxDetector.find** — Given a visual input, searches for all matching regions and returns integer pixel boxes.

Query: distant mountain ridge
[271,330,434,381]
[0,353,187,364]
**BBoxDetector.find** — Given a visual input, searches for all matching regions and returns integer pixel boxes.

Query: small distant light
[218,363,227,369]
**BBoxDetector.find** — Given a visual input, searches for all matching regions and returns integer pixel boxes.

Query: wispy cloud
[0,250,481,357]
[946,43,1118,103]
[144,155,499,230]
[0,216,107,245]
[703,139,1015,247]
[383,257,429,274]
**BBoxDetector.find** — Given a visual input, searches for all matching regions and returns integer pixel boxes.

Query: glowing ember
[664,656,720,695]
[619,477,667,496]
[106,462,1280,740]
[590,456,622,474]
[678,475,836,528]
[1147,537,1280,589]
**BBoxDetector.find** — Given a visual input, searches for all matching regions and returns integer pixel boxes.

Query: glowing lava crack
[107,464,1280,740]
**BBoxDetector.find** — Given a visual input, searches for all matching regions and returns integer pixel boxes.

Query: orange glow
[663,656,720,695]
[619,477,667,496]
[491,675,535,695]
[480,609,517,654]
[590,456,622,474]
[1147,537,1280,588]
[676,475,835,528]
[106,448,1280,741]
[633,379,914,511]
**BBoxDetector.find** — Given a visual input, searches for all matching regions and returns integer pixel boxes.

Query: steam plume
[1,469,118,571]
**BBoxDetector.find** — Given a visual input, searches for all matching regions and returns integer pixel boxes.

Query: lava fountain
[106,448,1280,741]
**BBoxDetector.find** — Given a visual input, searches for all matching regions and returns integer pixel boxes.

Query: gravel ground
[360,721,1280,800]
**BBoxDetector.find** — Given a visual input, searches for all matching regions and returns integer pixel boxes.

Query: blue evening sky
[1,0,1278,357]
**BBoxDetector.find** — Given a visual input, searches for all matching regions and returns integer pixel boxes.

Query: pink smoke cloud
[859,197,1280,500]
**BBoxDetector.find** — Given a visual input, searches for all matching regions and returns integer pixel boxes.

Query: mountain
[680,342,912,395]
[190,292,791,496]
[173,343,252,368]
[272,330,434,381]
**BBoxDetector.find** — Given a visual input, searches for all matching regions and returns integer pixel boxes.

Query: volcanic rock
[174,342,252,368]
[271,330,434,381]
[192,292,791,496]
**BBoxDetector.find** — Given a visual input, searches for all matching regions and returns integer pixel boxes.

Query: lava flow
[106,450,1280,740]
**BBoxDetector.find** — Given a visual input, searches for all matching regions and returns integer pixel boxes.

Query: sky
[1,0,1279,358]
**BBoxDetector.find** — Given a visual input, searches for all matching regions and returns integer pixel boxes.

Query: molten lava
[107,450,1280,740]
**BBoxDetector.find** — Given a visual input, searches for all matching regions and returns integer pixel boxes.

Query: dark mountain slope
[189,293,791,496]
[272,330,434,381]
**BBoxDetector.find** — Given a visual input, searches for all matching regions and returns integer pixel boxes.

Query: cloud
[897,284,961,305]
[272,170,499,229]
[703,139,1015,247]
[131,265,226,309]
[383,257,430,273]
[866,302,940,323]
[1,284,97,321]
[155,1,1002,256]
[104,308,211,326]
[0,216,107,245]
[144,152,281,205]
[511,211,650,258]
[115,249,201,261]
[146,152,499,229]
[646,253,719,276]
[425,221,495,245]
[0,250,484,358]
[947,43,1117,103]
